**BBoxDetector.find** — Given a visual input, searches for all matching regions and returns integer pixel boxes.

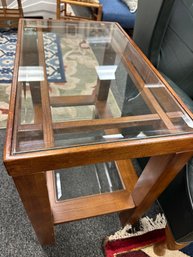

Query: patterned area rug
[0,32,120,129]
[0,30,65,83]
[0,84,10,128]
[104,214,193,257]
[0,31,98,128]
[0,32,16,83]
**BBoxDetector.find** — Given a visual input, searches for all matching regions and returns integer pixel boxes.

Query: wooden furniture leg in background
[56,0,102,21]
[153,225,188,256]
[0,0,23,28]
[13,172,55,245]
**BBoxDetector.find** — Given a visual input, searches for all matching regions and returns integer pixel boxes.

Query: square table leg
[13,172,55,245]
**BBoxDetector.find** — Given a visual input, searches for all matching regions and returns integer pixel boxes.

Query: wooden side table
[4,19,193,246]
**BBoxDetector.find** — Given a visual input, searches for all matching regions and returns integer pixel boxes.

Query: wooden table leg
[120,151,193,225]
[13,172,55,245]
[153,225,188,256]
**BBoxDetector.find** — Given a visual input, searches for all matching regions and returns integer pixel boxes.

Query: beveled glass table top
[12,19,193,154]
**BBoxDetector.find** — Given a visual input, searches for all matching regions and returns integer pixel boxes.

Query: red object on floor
[104,229,166,257]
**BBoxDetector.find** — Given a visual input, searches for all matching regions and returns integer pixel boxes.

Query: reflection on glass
[18,66,44,82]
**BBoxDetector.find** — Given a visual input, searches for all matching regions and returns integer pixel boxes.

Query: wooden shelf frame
[46,159,137,224]
[56,0,102,21]
[0,0,23,28]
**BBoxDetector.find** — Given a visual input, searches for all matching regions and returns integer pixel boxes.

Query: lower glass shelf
[46,159,137,223]
[54,162,123,201]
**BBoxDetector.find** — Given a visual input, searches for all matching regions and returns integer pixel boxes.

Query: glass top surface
[12,19,193,154]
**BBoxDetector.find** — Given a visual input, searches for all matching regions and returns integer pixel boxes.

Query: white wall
[6,0,57,19]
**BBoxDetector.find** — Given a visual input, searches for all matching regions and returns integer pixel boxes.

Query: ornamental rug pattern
[0,34,120,128]
[0,31,17,83]
[0,31,65,83]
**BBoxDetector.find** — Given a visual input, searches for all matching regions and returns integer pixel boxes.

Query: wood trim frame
[4,134,193,177]
[57,0,102,21]
[0,0,23,28]
[46,159,137,224]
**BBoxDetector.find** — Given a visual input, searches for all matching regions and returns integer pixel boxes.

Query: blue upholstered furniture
[99,0,136,30]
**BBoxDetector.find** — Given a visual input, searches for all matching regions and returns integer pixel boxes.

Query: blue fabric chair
[99,0,136,30]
